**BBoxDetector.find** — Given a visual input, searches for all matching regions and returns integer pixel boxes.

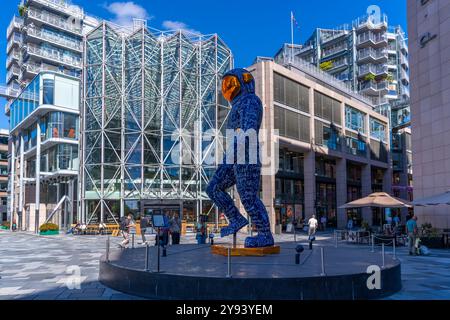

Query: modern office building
[9,71,79,232]
[0,130,9,223]
[248,58,391,231]
[1,0,98,115]
[408,0,450,228]
[81,22,233,225]
[274,11,412,220]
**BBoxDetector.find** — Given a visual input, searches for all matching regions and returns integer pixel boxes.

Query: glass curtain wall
[82,22,233,224]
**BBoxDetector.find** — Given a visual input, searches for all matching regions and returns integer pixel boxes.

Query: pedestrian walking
[140,213,149,244]
[119,214,135,248]
[308,214,318,239]
[169,213,181,245]
[406,215,419,255]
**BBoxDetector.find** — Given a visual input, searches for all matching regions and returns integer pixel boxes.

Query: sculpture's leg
[235,165,274,248]
[206,164,248,237]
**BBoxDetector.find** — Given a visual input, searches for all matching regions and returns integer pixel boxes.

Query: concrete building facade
[1,0,98,115]
[9,71,79,232]
[408,0,450,228]
[249,59,391,231]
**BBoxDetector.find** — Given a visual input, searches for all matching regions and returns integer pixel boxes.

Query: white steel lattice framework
[81,22,233,224]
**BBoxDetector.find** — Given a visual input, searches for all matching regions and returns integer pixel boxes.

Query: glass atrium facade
[81,23,233,224]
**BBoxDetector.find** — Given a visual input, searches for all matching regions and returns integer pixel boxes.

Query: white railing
[360,80,388,92]
[0,85,20,99]
[281,56,373,106]
[26,44,82,68]
[357,32,387,46]
[358,48,387,61]
[6,51,21,68]
[27,26,82,51]
[6,69,20,83]
[354,13,388,30]
[328,59,349,71]
[322,44,348,58]
[401,69,410,82]
[359,64,388,76]
[27,7,82,34]
[6,33,22,52]
[27,0,84,18]
[7,16,24,39]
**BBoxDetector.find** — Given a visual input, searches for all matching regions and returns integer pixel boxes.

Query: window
[274,73,309,113]
[370,139,388,162]
[315,120,340,151]
[0,183,7,192]
[0,165,8,175]
[314,91,341,123]
[43,78,55,105]
[0,151,8,160]
[274,106,310,142]
[345,105,365,133]
[345,131,366,157]
[370,118,387,142]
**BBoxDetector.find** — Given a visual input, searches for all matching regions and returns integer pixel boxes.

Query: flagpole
[290,11,294,63]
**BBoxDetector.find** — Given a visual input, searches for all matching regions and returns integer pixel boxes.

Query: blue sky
[0,0,407,129]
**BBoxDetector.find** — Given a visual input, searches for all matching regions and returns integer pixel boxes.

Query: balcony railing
[327,59,349,72]
[360,80,388,93]
[27,0,84,18]
[26,44,82,68]
[354,13,388,30]
[401,69,410,84]
[27,7,82,35]
[6,66,20,82]
[322,44,348,58]
[0,85,20,100]
[6,33,23,53]
[7,16,24,39]
[358,64,388,77]
[6,50,21,68]
[358,48,388,62]
[357,32,387,47]
[26,26,82,52]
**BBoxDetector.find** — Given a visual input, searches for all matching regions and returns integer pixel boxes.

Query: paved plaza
[0,230,449,300]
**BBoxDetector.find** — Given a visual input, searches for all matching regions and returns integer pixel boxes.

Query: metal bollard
[335,231,338,248]
[131,234,135,249]
[144,243,149,271]
[295,253,300,265]
[382,243,385,268]
[320,247,326,276]
[162,246,167,257]
[233,233,237,248]
[105,236,110,263]
[393,238,397,260]
[371,234,375,253]
[226,247,232,278]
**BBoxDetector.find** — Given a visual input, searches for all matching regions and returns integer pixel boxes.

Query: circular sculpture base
[99,242,401,300]
[211,244,281,256]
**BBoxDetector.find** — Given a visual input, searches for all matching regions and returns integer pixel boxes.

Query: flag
[291,11,300,30]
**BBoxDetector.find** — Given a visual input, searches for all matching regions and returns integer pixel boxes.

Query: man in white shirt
[308,215,318,237]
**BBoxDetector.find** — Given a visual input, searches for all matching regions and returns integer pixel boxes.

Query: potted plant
[39,223,60,235]
[420,223,444,248]
[18,4,28,17]
[1,221,10,230]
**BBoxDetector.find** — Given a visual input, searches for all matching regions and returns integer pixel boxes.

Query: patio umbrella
[412,190,450,206]
[339,192,412,209]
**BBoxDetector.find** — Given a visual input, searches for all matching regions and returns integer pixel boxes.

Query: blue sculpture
[206,68,274,248]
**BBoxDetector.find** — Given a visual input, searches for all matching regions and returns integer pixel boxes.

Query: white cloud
[105,2,151,27]
[162,20,199,35]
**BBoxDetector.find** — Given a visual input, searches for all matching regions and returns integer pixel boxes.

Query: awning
[412,190,450,206]
[339,192,412,209]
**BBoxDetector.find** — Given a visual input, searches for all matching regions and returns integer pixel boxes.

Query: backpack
[119,218,128,231]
